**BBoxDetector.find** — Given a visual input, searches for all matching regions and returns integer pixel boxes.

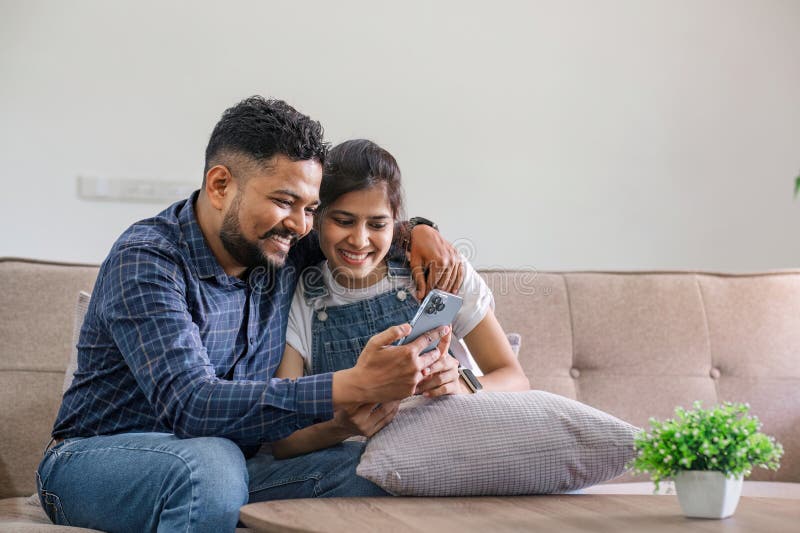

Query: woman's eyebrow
[328,209,390,219]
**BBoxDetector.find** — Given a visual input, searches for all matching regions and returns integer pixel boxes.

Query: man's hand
[415,332,470,397]
[331,401,401,439]
[332,323,451,406]
[408,224,464,300]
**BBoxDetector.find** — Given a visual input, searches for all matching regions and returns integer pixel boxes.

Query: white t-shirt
[285,257,493,374]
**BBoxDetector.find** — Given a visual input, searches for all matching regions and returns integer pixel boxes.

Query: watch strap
[408,216,439,232]
[458,367,482,393]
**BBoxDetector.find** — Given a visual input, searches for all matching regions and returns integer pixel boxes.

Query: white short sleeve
[285,282,314,371]
[451,257,494,339]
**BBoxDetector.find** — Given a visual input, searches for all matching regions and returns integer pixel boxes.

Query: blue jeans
[36,433,387,532]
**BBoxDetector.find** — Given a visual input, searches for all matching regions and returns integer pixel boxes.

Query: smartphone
[399,289,463,354]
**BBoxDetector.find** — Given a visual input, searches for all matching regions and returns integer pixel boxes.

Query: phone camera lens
[435,303,445,312]
[432,296,442,305]
[425,305,437,314]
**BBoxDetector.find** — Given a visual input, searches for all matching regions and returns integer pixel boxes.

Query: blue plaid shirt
[52,192,332,448]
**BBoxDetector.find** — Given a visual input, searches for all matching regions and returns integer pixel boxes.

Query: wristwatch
[402,217,439,252]
[408,216,439,232]
[458,367,483,393]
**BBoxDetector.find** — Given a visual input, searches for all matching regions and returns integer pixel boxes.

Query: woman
[272,139,529,458]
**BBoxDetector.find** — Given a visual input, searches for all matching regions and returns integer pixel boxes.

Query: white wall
[2,0,799,271]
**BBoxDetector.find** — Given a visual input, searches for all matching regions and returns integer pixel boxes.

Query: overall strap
[301,264,329,304]
[386,258,413,280]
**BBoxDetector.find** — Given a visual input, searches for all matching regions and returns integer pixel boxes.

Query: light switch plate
[77,176,196,203]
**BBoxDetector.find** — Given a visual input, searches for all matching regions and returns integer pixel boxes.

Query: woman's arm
[272,345,345,458]
[271,417,353,459]
[272,345,401,459]
[271,401,400,459]
[461,310,529,391]
[274,344,306,380]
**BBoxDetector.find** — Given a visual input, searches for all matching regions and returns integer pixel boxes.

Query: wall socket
[77,176,197,203]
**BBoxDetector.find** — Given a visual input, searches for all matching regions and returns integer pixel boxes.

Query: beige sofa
[1,257,799,531]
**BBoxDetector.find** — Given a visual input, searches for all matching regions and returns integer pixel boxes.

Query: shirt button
[709,367,721,379]
[569,367,580,379]
[396,290,407,301]
[317,311,328,322]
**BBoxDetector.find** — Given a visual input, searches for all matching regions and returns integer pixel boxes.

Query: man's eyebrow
[328,209,390,219]
[273,189,319,205]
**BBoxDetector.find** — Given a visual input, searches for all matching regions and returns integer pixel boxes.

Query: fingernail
[440,326,450,335]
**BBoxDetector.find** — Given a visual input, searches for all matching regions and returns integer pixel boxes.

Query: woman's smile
[337,248,373,265]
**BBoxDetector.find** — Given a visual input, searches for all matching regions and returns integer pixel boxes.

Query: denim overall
[302,260,420,374]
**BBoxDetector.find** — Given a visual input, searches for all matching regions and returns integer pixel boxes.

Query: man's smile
[260,229,299,252]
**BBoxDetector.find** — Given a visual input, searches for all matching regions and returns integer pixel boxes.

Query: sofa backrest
[1,258,798,497]
[0,258,99,498]
[486,270,800,483]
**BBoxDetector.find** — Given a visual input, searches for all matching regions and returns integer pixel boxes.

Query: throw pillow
[506,332,521,356]
[63,291,91,393]
[356,390,638,496]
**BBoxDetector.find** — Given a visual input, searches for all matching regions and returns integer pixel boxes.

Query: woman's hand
[332,401,402,439]
[414,332,470,397]
[408,225,464,299]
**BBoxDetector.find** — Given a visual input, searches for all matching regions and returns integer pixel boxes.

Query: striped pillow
[357,390,638,495]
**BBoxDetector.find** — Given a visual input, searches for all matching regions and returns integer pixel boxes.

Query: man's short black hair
[203,96,328,183]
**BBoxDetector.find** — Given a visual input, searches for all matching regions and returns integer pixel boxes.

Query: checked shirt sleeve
[99,243,333,446]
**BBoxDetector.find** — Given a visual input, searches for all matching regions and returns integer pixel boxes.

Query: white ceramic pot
[674,470,743,519]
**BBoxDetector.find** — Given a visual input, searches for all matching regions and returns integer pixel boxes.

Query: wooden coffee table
[240,494,799,532]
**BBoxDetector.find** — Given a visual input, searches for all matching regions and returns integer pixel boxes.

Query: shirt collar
[178,190,236,283]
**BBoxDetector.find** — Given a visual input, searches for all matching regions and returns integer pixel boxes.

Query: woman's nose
[347,225,369,248]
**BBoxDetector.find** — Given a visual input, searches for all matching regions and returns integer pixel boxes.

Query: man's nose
[284,208,309,236]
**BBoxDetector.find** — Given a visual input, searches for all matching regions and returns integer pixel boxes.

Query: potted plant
[629,401,783,519]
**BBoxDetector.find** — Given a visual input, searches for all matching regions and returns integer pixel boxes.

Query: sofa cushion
[0,495,254,532]
[0,496,103,531]
[356,390,638,496]
[482,272,577,399]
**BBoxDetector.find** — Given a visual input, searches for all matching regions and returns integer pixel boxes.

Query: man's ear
[204,165,234,210]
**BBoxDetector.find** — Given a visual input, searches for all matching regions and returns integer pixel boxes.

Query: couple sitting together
[38,96,529,532]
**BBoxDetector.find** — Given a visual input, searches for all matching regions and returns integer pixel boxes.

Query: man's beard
[219,193,298,270]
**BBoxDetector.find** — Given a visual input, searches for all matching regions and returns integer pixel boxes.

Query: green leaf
[795,174,800,198]
[627,402,783,481]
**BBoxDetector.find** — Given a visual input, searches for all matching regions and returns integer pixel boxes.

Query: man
[38,97,463,532]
